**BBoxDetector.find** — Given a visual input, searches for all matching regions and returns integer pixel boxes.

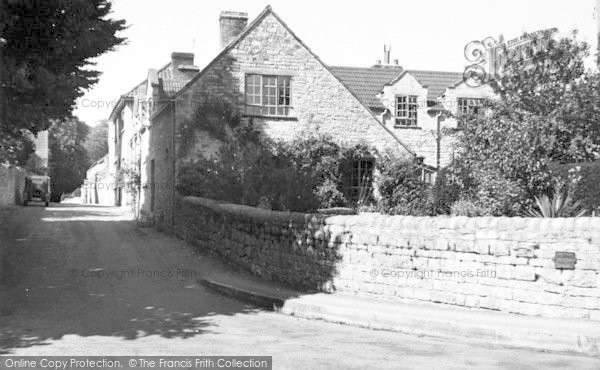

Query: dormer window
[245,74,292,117]
[395,95,418,127]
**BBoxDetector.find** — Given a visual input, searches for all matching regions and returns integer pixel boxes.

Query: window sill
[243,114,298,121]
[394,125,422,130]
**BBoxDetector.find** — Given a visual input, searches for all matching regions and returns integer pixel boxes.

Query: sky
[74,0,599,126]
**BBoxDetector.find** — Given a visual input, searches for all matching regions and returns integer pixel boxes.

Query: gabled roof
[164,5,416,157]
[329,66,403,109]
[331,66,464,108]
[109,62,198,120]
[405,70,463,100]
[123,62,172,98]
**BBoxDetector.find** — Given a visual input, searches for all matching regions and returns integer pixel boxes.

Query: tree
[84,120,108,163]
[0,0,126,164]
[49,118,90,201]
[451,34,600,215]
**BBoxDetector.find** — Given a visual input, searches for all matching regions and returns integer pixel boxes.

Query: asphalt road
[1,203,599,369]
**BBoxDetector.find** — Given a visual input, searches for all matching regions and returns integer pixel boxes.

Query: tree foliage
[0,0,126,164]
[452,34,600,215]
[84,120,109,163]
[49,119,90,201]
[376,151,432,216]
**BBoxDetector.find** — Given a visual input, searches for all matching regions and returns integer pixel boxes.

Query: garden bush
[176,102,354,212]
[376,152,432,216]
[549,161,600,213]
[450,198,488,217]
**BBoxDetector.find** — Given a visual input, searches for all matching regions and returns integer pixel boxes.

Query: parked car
[23,175,51,207]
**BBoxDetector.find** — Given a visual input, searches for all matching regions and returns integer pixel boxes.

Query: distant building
[82,155,112,205]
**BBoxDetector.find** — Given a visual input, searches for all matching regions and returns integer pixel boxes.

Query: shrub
[450,198,487,217]
[177,112,352,212]
[549,161,600,213]
[430,167,461,215]
[470,167,528,216]
[525,187,586,217]
[376,153,432,216]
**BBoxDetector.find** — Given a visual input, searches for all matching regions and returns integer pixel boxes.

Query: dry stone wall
[177,196,600,321]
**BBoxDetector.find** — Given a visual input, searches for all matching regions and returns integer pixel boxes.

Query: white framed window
[245,74,292,116]
[395,95,418,127]
[457,98,484,115]
[245,74,262,105]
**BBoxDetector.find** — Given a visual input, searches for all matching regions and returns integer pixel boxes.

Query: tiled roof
[123,62,171,98]
[162,80,189,97]
[122,62,197,99]
[329,66,403,109]
[330,66,463,109]
[406,70,463,100]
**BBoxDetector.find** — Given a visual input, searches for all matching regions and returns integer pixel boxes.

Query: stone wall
[0,165,26,206]
[177,196,600,321]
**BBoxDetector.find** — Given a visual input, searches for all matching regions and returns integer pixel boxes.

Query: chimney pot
[220,11,248,48]
[384,45,391,64]
[376,59,382,65]
[393,59,399,65]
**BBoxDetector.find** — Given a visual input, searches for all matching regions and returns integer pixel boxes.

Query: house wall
[82,157,112,205]
[379,74,439,167]
[177,196,600,322]
[378,76,496,168]
[145,11,415,223]
[0,165,26,206]
[108,102,138,207]
[174,12,411,162]
[143,106,175,228]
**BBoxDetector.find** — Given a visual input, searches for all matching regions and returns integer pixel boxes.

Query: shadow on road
[0,204,274,354]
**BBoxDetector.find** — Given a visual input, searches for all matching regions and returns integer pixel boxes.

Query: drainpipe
[436,113,442,170]
[171,99,176,231]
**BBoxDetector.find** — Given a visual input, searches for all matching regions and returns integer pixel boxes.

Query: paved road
[1,204,599,369]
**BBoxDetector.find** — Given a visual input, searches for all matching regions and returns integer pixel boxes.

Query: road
[1,203,599,369]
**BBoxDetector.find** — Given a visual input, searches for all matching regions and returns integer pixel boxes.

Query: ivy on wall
[177,96,242,159]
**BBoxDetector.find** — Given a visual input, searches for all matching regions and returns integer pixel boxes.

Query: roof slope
[406,70,463,100]
[123,62,195,99]
[110,62,198,120]
[330,66,463,108]
[329,66,403,109]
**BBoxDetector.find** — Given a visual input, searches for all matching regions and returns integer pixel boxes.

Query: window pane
[246,74,261,106]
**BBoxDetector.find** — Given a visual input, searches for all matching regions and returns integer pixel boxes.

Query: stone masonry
[177,196,600,321]
[174,9,411,161]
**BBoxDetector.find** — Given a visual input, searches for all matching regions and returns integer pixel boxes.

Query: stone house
[106,53,199,212]
[106,6,493,227]
[82,155,112,205]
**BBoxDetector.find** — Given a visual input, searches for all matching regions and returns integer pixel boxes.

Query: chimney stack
[220,11,248,48]
[384,45,391,64]
[171,52,195,80]
[393,59,399,65]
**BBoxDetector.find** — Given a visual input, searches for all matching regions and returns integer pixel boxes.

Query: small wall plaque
[553,251,576,270]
